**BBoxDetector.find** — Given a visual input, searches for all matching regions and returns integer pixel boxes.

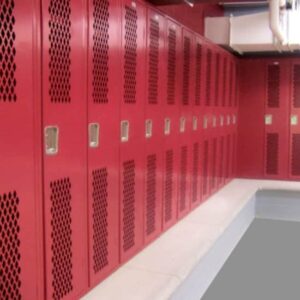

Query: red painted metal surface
[143,7,166,245]
[0,0,43,299]
[87,0,121,287]
[119,0,146,263]
[41,0,89,299]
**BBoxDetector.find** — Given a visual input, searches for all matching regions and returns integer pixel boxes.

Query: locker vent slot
[122,160,135,251]
[215,54,220,107]
[92,168,108,273]
[232,133,236,176]
[206,49,212,106]
[226,135,231,179]
[203,140,209,195]
[146,155,157,236]
[0,191,21,299]
[266,133,279,175]
[218,136,224,185]
[293,65,300,108]
[234,66,238,107]
[49,0,71,103]
[167,28,176,105]
[50,178,73,300]
[211,138,217,189]
[148,19,159,105]
[222,57,227,107]
[179,146,188,212]
[229,62,234,107]
[292,134,300,176]
[93,0,109,104]
[192,143,199,203]
[0,0,16,102]
[164,150,173,223]
[267,65,280,108]
[124,6,137,104]
[195,43,202,106]
[182,36,190,106]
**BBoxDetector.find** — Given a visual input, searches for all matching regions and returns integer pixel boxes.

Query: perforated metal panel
[164,150,173,223]
[265,133,279,175]
[291,134,300,176]
[182,36,190,106]
[93,0,109,104]
[179,146,188,212]
[206,49,212,106]
[0,191,21,300]
[92,169,108,273]
[222,57,227,107]
[50,178,73,300]
[218,136,224,186]
[195,42,202,106]
[267,65,280,108]
[124,5,137,104]
[192,143,199,203]
[214,53,220,107]
[202,140,209,196]
[167,27,176,105]
[49,0,71,103]
[211,138,217,190]
[293,65,300,108]
[0,0,17,103]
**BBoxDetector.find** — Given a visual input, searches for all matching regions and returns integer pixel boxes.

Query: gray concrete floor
[202,219,300,300]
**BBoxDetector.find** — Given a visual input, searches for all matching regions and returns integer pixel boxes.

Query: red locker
[162,19,181,231]
[289,60,300,180]
[144,8,166,244]
[0,0,44,298]
[87,0,121,286]
[177,27,193,218]
[264,60,289,179]
[42,0,89,298]
[120,0,146,263]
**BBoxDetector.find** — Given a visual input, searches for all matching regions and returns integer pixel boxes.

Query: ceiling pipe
[269,0,286,44]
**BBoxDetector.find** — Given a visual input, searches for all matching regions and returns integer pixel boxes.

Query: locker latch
[291,115,298,126]
[232,115,237,125]
[145,119,153,139]
[121,120,129,142]
[265,114,273,125]
[164,118,171,135]
[89,123,100,148]
[220,115,224,127]
[180,117,186,133]
[203,116,208,129]
[44,126,59,155]
[192,116,198,131]
[212,116,217,128]
[227,115,231,125]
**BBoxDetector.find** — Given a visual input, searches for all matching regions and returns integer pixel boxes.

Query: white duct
[269,0,286,44]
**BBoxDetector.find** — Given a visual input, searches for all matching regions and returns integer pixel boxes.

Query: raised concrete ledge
[82,179,300,300]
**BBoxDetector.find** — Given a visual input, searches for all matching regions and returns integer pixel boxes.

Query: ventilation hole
[146,155,157,235]
[232,133,236,176]
[50,178,73,300]
[182,36,190,106]
[195,43,202,106]
[0,0,17,103]
[214,53,220,107]
[218,136,224,185]
[203,140,209,195]
[211,138,217,189]
[164,150,173,223]
[167,28,176,105]
[293,65,300,108]
[206,49,212,106]
[292,134,300,176]
[0,191,21,299]
[222,57,227,107]
[92,168,108,273]
[92,0,109,104]
[148,18,159,105]
[265,133,279,175]
[192,143,199,203]
[229,61,234,107]
[179,146,188,212]
[124,6,137,104]
[267,65,280,108]
[226,135,231,179]
[122,160,135,252]
[48,0,71,104]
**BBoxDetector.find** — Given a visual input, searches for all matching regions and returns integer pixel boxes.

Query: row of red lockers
[0,0,238,299]
[237,58,300,181]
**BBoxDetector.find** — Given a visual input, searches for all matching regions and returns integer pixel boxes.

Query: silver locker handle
[164,118,171,135]
[180,117,186,133]
[45,126,59,155]
[145,119,153,139]
[291,115,298,126]
[89,123,100,148]
[121,120,129,142]
[265,114,273,125]
[203,116,208,129]
[192,116,198,131]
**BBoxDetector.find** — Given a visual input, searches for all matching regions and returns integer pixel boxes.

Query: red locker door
[264,60,289,179]
[144,8,166,244]
[178,28,193,219]
[0,1,43,299]
[289,60,300,180]
[120,0,146,263]
[42,0,88,299]
[162,19,181,231]
[87,0,121,286]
